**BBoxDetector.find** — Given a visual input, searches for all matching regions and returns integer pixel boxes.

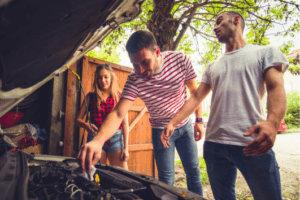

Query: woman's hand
[120,148,129,162]
[86,124,98,136]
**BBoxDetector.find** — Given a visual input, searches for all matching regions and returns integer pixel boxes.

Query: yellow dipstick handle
[66,66,80,80]
[95,174,100,186]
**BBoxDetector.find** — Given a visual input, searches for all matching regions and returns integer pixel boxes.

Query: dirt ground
[175,163,300,200]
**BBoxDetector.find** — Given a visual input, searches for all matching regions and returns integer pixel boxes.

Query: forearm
[194,102,202,118]
[170,94,202,127]
[265,67,287,130]
[76,118,89,130]
[266,85,287,130]
[122,115,129,149]
[170,82,210,127]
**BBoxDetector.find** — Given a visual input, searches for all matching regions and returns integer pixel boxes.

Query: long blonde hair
[93,64,121,109]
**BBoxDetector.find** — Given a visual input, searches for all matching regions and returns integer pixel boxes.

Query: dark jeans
[204,141,282,200]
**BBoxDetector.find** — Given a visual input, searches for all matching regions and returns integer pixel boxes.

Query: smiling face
[129,47,160,79]
[213,12,236,43]
[97,68,112,91]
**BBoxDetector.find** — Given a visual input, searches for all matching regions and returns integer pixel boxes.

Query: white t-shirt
[121,51,197,129]
[201,44,289,146]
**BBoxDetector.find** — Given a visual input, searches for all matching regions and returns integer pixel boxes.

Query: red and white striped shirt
[121,51,197,129]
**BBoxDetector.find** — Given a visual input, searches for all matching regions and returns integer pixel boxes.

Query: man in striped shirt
[78,30,204,196]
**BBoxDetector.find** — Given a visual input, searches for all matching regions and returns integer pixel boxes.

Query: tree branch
[278,0,300,9]
[247,11,271,22]
[172,5,197,50]
[188,24,216,38]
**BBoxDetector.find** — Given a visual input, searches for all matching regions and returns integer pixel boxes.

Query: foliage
[85,48,121,64]
[286,47,300,75]
[284,90,300,128]
[288,64,300,75]
[85,27,128,63]
[119,0,300,67]
[177,34,195,55]
[278,41,294,55]
[202,110,210,117]
[86,0,300,67]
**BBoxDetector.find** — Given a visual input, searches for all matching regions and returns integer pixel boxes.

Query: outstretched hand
[243,120,278,156]
[77,140,102,172]
[160,123,175,149]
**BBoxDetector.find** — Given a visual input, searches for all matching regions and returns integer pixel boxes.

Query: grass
[175,159,183,166]
[199,157,210,185]
[175,157,210,185]
[281,182,300,200]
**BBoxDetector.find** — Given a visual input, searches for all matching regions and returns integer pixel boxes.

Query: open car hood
[0,0,143,117]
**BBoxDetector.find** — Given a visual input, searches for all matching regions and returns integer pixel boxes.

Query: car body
[278,120,288,132]
[0,1,205,199]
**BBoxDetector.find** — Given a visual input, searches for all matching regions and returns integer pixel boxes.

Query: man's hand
[194,122,205,141]
[161,123,175,149]
[243,120,278,156]
[77,140,102,172]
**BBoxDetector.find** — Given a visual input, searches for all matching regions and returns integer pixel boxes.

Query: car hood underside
[0,0,143,117]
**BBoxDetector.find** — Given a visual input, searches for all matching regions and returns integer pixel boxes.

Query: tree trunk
[147,0,178,51]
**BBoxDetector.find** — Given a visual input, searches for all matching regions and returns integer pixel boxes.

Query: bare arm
[243,66,287,155]
[75,94,98,134]
[185,78,205,141]
[170,82,211,127]
[77,98,133,171]
[161,82,211,148]
[265,67,287,130]
[120,113,130,161]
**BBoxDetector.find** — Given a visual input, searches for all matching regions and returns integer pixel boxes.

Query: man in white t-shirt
[77,30,204,196]
[162,11,288,200]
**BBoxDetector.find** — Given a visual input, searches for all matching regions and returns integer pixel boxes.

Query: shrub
[202,110,210,117]
[284,91,300,128]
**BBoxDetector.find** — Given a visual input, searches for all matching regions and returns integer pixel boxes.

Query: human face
[213,12,235,43]
[97,68,111,91]
[129,47,160,79]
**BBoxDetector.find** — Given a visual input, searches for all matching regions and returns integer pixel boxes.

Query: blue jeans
[87,129,123,153]
[204,141,282,200]
[152,120,203,196]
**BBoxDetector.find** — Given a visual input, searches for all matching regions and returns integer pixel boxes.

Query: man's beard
[218,22,235,43]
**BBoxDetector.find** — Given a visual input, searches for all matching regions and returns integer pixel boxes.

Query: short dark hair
[219,11,245,31]
[126,30,157,54]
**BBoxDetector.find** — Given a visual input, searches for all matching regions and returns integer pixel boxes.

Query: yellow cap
[179,191,186,197]
[94,174,100,186]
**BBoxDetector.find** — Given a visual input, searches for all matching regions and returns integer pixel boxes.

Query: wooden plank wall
[68,56,157,178]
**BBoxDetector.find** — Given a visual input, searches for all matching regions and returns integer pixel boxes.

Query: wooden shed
[63,56,158,178]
